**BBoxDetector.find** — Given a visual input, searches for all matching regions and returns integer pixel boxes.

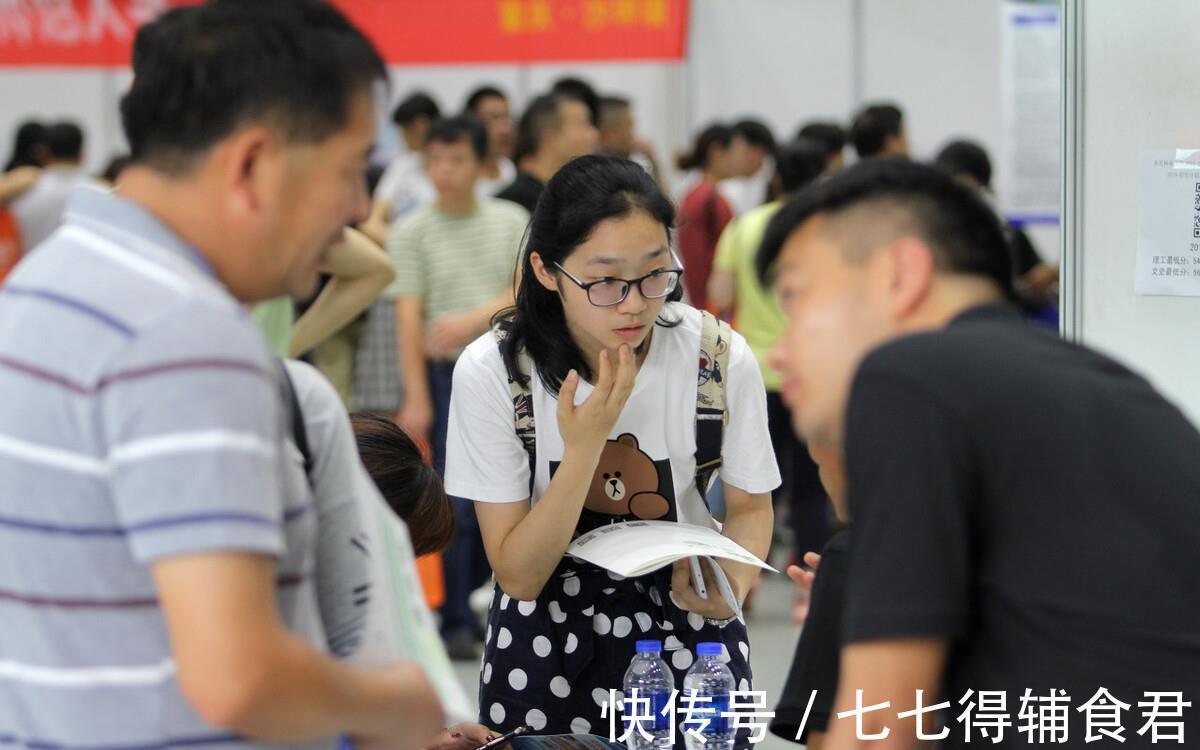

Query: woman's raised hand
[556,345,637,454]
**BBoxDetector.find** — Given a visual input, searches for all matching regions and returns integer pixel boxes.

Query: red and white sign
[0,0,689,66]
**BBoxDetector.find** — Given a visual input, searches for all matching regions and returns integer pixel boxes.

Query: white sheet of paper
[1000,3,1061,222]
[1136,149,1200,296]
[566,520,775,578]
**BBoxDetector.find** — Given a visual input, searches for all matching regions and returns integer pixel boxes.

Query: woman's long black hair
[496,155,682,392]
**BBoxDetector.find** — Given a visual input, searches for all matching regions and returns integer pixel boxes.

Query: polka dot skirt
[478,560,754,748]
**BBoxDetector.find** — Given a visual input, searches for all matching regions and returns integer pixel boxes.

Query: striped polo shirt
[383,197,528,359]
[0,185,328,750]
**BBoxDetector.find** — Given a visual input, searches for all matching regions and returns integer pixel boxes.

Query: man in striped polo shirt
[0,3,443,750]
[387,114,529,659]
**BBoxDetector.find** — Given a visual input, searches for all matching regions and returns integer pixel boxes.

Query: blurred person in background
[496,91,598,214]
[708,138,832,622]
[4,119,48,171]
[463,85,517,197]
[353,92,441,415]
[10,121,92,250]
[675,123,738,310]
[551,74,601,126]
[934,138,1059,320]
[725,118,776,212]
[849,102,908,160]
[0,122,46,281]
[386,115,529,659]
[797,120,847,173]
[361,91,441,243]
[598,94,661,184]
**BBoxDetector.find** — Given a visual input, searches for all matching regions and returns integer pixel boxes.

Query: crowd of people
[1,2,1196,750]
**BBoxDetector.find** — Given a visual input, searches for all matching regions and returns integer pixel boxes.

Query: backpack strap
[493,321,536,488]
[695,310,732,500]
[277,358,315,489]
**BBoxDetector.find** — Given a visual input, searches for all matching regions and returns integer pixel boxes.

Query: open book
[566,520,776,620]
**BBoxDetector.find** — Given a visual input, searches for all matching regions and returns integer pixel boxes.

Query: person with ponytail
[675,124,739,310]
[444,155,779,744]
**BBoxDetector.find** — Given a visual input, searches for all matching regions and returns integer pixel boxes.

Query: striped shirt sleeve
[384,212,425,300]
[99,301,286,563]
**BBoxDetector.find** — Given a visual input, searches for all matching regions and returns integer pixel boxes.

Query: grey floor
[450,573,805,750]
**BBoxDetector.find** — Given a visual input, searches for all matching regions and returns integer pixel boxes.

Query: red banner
[0,0,689,67]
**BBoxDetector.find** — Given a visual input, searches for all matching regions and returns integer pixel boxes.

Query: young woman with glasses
[444,155,779,744]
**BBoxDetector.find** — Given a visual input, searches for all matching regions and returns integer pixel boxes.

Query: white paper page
[1136,149,1200,296]
[566,520,775,578]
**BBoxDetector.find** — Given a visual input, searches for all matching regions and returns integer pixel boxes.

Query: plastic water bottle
[682,643,735,750]
[622,640,676,750]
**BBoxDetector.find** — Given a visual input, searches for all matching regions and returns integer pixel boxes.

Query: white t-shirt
[374,149,436,222]
[671,159,774,218]
[11,166,94,251]
[376,152,518,222]
[444,303,781,531]
[476,157,517,198]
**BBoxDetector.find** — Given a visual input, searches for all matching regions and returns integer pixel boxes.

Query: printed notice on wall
[1136,150,1200,297]
[1000,2,1060,227]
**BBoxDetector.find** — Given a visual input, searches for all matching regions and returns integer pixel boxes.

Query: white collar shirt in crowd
[374,143,517,223]
[10,165,95,251]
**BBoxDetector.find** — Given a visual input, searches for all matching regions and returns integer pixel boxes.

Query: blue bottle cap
[636,640,663,653]
[696,642,723,656]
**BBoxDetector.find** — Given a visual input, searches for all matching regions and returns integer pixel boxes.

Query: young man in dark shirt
[495,92,597,214]
[757,159,1200,749]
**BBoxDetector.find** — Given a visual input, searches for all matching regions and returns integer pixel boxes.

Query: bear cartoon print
[552,433,678,535]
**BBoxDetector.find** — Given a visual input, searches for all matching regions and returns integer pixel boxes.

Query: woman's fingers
[608,344,636,410]
[557,369,580,422]
[592,348,614,400]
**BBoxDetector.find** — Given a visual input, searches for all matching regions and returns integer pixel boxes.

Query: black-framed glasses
[554,263,684,307]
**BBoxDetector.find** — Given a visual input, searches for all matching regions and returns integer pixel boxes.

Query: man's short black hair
[598,95,630,125]
[464,85,506,114]
[733,118,776,151]
[392,92,440,127]
[757,158,1015,300]
[551,76,599,125]
[425,114,487,162]
[796,121,846,160]
[513,93,565,163]
[849,103,904,158]
[121,0,386,173]
[774,138,827,195]
[43,121,83,161]
[934,139,993,190]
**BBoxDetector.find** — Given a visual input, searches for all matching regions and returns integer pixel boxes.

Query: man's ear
[880,236,934,319]
[529,251,559,292]
[217,126,283,223]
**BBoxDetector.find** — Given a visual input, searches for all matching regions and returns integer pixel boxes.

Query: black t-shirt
[1007,225,1042,278]
[843,303,1200,747]
[496,171,544,214]
[771,530,851,745]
